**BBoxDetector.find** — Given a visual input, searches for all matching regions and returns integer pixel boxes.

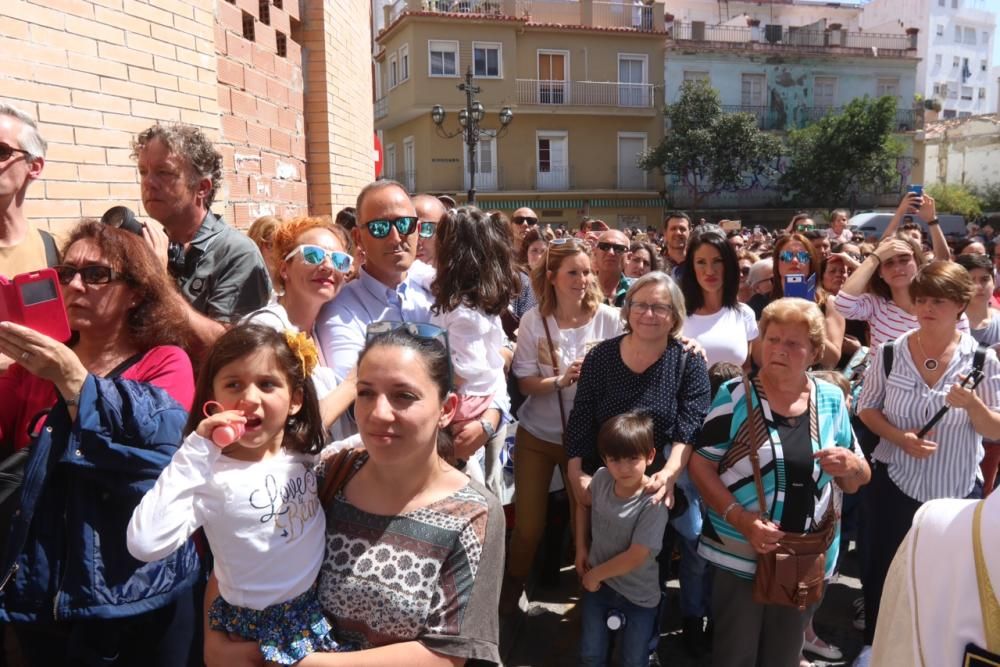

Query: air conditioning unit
[691,21,706,41]
[764,24,782,43]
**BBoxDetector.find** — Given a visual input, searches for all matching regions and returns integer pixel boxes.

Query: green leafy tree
[970,183,1000,212]
[639,80,781,209]
[779,96,903,211]
[928,183,982,219]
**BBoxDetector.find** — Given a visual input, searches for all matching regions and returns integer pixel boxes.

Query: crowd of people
[0,98,999,667]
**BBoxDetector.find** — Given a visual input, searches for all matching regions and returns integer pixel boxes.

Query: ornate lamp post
[431,66,513,205]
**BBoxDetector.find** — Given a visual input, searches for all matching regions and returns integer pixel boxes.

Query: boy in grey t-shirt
[575,412,669,667]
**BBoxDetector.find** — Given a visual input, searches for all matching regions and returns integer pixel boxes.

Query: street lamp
[431,66,513,205]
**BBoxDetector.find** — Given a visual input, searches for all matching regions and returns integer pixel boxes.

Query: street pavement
[500,544,866,667]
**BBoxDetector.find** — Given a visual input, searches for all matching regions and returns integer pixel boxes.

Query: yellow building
[374,0,668,229]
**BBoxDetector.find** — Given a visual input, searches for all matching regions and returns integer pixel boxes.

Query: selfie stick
[916,370,985,439]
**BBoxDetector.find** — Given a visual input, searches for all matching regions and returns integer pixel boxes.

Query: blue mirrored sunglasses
[419,221,437,239]
[779,250,810,264]
[365,321,453,387]
[284,244,353,273]
[365,216,418,239]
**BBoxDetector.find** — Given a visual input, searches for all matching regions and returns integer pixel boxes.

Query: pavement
[500,542,867,667]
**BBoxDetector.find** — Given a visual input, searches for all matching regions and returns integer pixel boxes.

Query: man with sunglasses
[0,104,57,278]
[412,193,446,269]
[132,124,270,352]
[509,206,538,254]
[594,229,634,307]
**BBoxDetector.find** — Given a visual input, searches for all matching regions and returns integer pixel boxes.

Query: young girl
[429,206,519,489]
[127,323,347,664]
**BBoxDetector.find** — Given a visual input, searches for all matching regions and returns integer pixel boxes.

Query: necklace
[915,331,951,371]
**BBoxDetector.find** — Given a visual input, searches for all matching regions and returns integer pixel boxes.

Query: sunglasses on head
[418,221,437,239]
[0,143,32,163]
[364,216,418,239]
[780,250,811,264]
[512,216,538,226]
[284,244,353,273]
[597,241,629,255]
[54,264,121,285]
[365,321,453,387]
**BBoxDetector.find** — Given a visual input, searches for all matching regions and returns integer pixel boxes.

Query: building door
[402,138,415,192]
[538,51,568,104]
[537,133,568,190]
[814,76,837,109]
[464,137,497,192]
[618,55,648,107]
[618,133,647,189]
[741,73,766,109]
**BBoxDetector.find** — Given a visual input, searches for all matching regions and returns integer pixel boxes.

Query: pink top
[0,346,194,453]
[834,292,969,348]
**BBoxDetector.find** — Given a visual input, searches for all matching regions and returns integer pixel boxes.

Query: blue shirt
[315,266,433,381]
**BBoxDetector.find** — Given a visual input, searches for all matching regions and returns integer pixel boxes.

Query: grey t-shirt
[587,467,669,608]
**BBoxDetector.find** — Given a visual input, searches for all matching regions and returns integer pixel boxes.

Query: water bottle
[606,609,627,631]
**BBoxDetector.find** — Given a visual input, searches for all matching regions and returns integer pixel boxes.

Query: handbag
[319,448,367,508]
[740,375,838,612]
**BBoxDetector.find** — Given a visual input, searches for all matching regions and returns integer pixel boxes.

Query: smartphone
[783,273,816,302]
[0,269,72,342]
[908,184,923,198]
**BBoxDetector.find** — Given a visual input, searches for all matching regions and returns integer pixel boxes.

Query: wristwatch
[478,418,497,440]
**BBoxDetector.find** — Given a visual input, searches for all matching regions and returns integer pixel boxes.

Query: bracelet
[721,501,741,525]
[927,217,940,226]
[554,375,562,391]
[870,254,882,265]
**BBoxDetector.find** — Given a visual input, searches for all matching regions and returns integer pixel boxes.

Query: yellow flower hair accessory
[284,330,319,377]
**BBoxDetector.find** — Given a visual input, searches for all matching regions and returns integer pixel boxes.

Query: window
[682,70,710,83]
[937,0,944,5]
[617,132,647,189]
[877,78,899,98]
[464,137,498,191]
[959,111,972,117]
[943,109,957,118]
[935,54,943,67]
[936,24,944,36]
[388,53,398,88]
[536,132,568,190]
[983,60,989,73]
[954,25,962,42]
[537,51,569,104]
[951,0,957,7]
[741,73,766,107]
[983,31,989,44]
[954,56,961,68]
[400,44,409,82]
[814,76,837,108]
[964,27,976,44]
[473,42,501,78]
[428,40,458,76]
[618,54,648,106]
[980,88,987,99]
[385,144,396,180]
[402,137,415,192]
[961,86,973,100]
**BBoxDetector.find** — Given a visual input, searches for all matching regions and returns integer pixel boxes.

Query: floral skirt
[208,584,349,664]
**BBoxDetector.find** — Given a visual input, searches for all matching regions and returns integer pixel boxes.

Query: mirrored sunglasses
[284,244,353,273]
[419,221,437,239]
[779,250,811,264]
[365,216,418,239]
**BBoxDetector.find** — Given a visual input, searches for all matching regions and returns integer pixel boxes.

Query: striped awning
[471,197,668,210]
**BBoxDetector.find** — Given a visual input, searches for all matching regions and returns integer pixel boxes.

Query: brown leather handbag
[740,376,838,612]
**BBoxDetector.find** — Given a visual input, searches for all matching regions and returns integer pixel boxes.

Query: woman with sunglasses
[243,217,356,437]
[500,237,623,613]
[0,220,202,665]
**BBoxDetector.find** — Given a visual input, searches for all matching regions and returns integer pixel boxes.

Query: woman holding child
[690,298,870,667]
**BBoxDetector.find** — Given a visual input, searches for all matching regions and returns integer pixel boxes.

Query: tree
[639,80,781,209]
[928,183,982,219]
[779,96,903,211]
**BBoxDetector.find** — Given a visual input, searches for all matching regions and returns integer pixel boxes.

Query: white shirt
[682,304,758,368]
[127,434,325,611]
[512,305,623,444]
[430,305,506,397]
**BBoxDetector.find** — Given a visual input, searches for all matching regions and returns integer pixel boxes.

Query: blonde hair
[759,297,826,361]
[531,240,602,317]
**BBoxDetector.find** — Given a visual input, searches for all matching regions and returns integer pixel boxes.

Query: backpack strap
[882,339,895,379]
[974,343,988,376]
[39,229,59,268]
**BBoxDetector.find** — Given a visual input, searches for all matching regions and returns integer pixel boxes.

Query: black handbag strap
[540,314,568,433]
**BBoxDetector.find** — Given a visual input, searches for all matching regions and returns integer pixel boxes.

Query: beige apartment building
[374,0,668,229]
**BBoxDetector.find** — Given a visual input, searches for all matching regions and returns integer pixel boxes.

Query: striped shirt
[857,330,1000,501]
[834,292,969,347]
[695,377,858,580]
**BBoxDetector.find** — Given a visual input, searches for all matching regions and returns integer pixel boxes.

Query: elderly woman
[501,237,622,612]
[565,272,712,653]
[0,221,201,665]
[854,261,1000,666]
[206,324,505,666]
[690,298,870,667]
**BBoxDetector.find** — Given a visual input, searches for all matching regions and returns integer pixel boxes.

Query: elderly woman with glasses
[0,220,202,665]
[500,237,623,613]
[242,217,357,438]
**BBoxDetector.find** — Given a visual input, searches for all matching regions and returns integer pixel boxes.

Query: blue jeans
[579,584,659,667]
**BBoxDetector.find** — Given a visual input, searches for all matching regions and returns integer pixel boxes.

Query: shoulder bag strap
[742,375,770,521]
[319,448,366,508]
[540,315,568,432]
[883,339,896,379]
[974,499,1000,652]
[39,229,59,267]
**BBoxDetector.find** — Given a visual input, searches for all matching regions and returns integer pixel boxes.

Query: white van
[848,212,967,240]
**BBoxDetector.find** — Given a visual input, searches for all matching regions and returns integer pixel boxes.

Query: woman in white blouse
[854,261,1000,667]
[500,238,622,613]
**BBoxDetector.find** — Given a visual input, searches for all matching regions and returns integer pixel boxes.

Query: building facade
[915,113,1000,189]
[374,0,668,229]
[861,0,998,119]
[1,0,374,235]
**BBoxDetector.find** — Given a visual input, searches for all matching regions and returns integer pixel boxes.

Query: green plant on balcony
[923,97,942,111]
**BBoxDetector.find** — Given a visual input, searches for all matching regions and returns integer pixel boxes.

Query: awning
[471,197,668,209]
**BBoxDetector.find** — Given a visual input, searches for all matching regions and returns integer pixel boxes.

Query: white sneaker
[852,645,873,667]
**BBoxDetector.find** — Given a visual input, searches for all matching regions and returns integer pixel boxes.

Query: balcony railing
[671,22,912,55]
[375,96,389,120]
[384,0,665,32]
[535,166,573,191]
[464,166,503,192]
[516,79,655,107]
[719,104,917,131]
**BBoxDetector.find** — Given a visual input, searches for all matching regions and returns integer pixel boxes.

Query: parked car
[848,212,967,240]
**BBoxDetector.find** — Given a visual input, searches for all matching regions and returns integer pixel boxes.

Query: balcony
[375,96,389,120]
[382,0,666,34]
[670,22,914,58]
[719,104,917,132]
[535,166,573,191]
[516,79,656,108]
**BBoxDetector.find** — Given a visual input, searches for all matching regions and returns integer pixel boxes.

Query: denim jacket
[0,374,200,622]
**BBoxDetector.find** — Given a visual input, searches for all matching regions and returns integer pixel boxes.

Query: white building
[916,113,1000,187]
[861,0,999,118]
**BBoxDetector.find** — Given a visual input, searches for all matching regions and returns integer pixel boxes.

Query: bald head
[412,193,446,266]
[595,229,630,275]
[510,207,538,247]
[412,194,447,222]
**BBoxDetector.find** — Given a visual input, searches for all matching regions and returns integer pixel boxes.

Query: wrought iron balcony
[670,22,913,57]
[516,79,655,108]
[375,96,389,120]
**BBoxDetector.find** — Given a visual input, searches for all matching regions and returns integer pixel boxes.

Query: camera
[100,206,144,236]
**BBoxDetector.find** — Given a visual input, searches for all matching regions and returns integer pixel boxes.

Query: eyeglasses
[364,216,418,239]
[779,250,811,264]
[54,264,121,285]
[284,244,353,273]
[365,321,453,386]
[512,216,538,226]
[418,221,437,239]
[626,301,675,318]
[596,241,629,255]
[0,143,31,163]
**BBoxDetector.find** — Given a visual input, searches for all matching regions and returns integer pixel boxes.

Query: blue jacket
[0,373,201,622]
